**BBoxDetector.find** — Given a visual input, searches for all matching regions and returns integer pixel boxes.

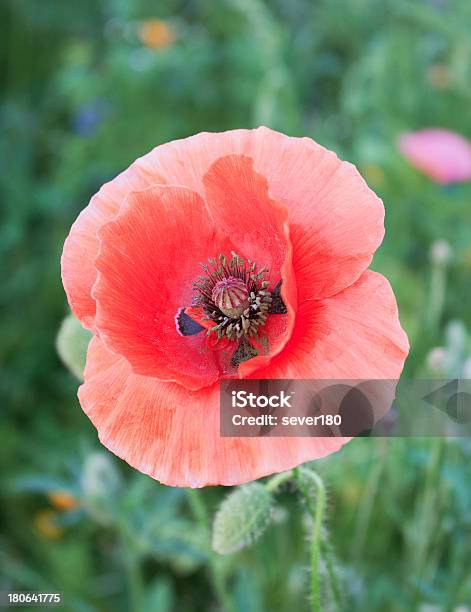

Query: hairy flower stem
[265,469,293,492]
[186,489,234,612]
[294,467,328,612]
[321,537,343,609]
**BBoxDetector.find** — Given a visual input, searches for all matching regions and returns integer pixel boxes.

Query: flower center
[193,252,273,341]
[211,277,249,318]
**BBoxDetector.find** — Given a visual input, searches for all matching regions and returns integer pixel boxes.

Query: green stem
[119,527,144,612]
[351,438,387,563]
[125,554,144,611]
[295,467,327,612]
[411,437,444,584]
[265,469,293,493]
[186,488,234,612]
[321,538,342,610]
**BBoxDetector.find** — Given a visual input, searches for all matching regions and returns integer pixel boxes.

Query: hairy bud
[212,483,273,555]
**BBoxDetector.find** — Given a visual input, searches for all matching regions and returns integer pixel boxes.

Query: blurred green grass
[1,0,471,610]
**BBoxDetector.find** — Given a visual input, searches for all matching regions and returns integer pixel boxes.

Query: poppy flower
[61,127,408,487]
[398,128,471,184]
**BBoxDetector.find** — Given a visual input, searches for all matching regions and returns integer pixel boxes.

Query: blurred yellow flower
[361,164,385,187]
[48,490,79,511]
[463,245,471,268]
[138,19,176,50]
[34,510,63,540]
[427,64,451,90]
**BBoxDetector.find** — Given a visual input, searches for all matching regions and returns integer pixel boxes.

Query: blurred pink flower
[398,129,471,184]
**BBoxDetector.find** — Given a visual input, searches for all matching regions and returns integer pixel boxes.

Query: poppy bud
[212,483,273,555]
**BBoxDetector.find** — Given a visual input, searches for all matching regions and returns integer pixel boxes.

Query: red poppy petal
[80,336,348,487]
[61,162,164,330]
[93,185,232,390]
[234,128,384,302]
[251,271,409,380]
[144,127,385,301]
[203,155,289,282]
[62,128,383,330]
[202,155,296,375]
[183,306,214,330]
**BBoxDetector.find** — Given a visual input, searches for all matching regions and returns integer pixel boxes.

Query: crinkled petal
[202,155,296,375]
[149,127,384,301]
[62,127,385,328]
[93,185,232,390]
[61,163,164,330]
[79,337,348,487]
[251,271,409,380]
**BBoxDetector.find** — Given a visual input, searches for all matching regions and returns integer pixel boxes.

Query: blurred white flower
[426,347,448,373]
[430,239,452,266]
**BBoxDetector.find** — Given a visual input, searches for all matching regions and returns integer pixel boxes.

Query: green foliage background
[1,1,471,611]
